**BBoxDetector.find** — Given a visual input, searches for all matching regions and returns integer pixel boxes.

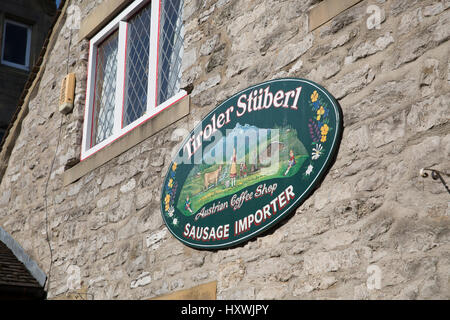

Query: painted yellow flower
[311,90,318,102]
[172,162,177,171]
[316,106,325,120]
[321,135,327,142]
[165,194,171,204]
[320,124,329,135]
[168,178,173,188]
[165,203,170,211]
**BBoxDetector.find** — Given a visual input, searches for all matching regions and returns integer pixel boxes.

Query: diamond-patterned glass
[123,4,152,127]
[157,0,184,105]
[92,29,119,146]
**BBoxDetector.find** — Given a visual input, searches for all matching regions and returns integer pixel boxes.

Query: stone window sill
[309,0,363,31]
[63,94,190,186]
[149,281,217,300]
[78,0,133,41]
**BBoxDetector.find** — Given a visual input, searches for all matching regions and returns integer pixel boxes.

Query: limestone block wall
[0,0,448,299]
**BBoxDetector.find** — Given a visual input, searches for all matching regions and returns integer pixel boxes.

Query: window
[1,19,32,70]
[82,0,185,160]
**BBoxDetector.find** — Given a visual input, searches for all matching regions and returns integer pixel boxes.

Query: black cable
[43,9,73,295]
[43,114,62,294]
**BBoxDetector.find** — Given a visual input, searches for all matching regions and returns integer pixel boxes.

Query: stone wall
[0,0,449,299]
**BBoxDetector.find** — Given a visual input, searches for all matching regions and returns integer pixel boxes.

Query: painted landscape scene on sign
[177,123,308,216]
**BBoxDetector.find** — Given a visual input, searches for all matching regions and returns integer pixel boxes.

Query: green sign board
[161,78,342,249]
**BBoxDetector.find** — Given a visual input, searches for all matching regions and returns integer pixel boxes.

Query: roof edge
[0,227,47,288]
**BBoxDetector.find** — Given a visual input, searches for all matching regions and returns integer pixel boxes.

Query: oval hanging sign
[161,78,343,249]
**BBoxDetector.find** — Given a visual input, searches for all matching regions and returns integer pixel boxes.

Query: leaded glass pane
[92,29,119,146]
[123,4,152,126]
[157,0,184,105]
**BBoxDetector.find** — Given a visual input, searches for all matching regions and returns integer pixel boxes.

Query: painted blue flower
[312,101,320,111]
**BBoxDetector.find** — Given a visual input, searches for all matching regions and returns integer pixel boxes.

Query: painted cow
[204,165,222,190]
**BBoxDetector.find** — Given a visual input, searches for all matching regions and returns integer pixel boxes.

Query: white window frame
[82,0,186,160]
[1,19,32,71]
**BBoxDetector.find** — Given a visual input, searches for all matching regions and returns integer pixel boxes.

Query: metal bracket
[420,168,450,194]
